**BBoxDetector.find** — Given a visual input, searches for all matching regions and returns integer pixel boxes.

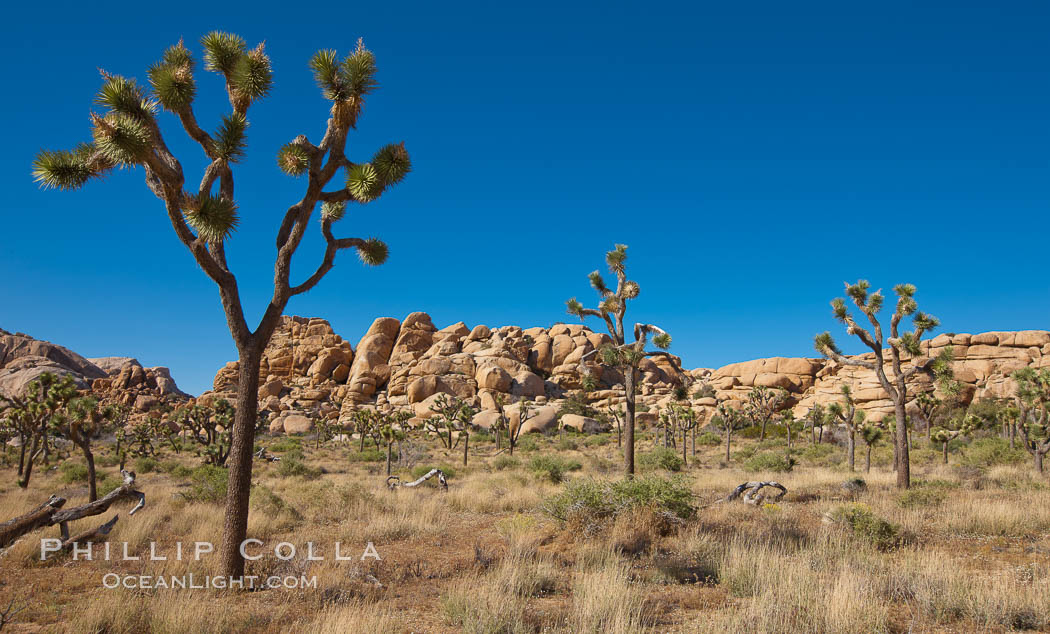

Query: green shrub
[638,447,684,472]
[268,438,302,453]
[97,473,124,497]
[159,460,194,478]
[514,435,539,453]
[59,461,89,484]
[695,432,721,446]
[276,455,322,479]
[555,436,578,451]
[180,465,229,503]
[133,456,158,473]
[543,475,696,522]
[961,437,1027,468]
[492,456,520,471]
[250,485,303,521]
[96,453,119,468]
[528,455,582,483]
[583,434,611,447]
[827,503,902,549]
[743,451,795,473]
[347,448,385,463]
[896,488,946,508]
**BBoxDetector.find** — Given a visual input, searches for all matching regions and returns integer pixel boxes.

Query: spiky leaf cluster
[92,113,152,165]
[346,163,380,202]
[310,39,378,127]
[356,238,388,266]
[148,41,197,112]
[32,143,108,190]
[230,43,272,105]
[321,201,346,222]
[371,142,411,186]
[201,31,246,76]
[814,331,840,357]
[652,333,672,349]
[276,143,310,176]
[606,244,627,273]
[184,194,238,242]
[96,74,156,122]
[214,113,248,162]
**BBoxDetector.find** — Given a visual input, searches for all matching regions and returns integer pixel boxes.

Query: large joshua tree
[32,33,411,578]
[814,281,944,489]
[566,244,675,476]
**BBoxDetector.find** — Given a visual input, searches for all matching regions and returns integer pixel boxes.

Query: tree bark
[1036,451,1044,474]
[624,367,636,476]
[942,441,949,464]
[462,432,469,467]
[847,430,855,472]
[865,445,872,473]
[385,441,392,476]
[219,344,262,580]
[724,428,731,464]
[760,419,767,441]
[82,444,97,503]
[894,401,910,489]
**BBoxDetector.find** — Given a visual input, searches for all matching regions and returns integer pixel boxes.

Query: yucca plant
[814,281,948,489]
[744,385,787,441]
[1012,367,1050,474]
[32,33,411,578]
[827,385,867,472]
[565,244,681,476]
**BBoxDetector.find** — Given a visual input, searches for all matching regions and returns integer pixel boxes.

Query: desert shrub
[638,447,684,472]
[558,393,598,419]
[96,453,119,467]
[583,434,610,447]
[514,435,539,453]
[179,465,229,503]
[59,461,89,484]
[827,503,902,549]
[492,456,520,471]
[133,456,158,473]
[798,443,838,464]
[897,488,947,508]
[411,464,458,481]
[909,448,940,466]
[159,460,194,478]
[268,437,302,453]
[347,449,385,463]
[695,431,721,446]
[543,475,696,522]
[277,455,322,479]
[732,446,757,461]
[743,451,795,473]
[472,430,493,445]
[555,435,578,451]
[250,485,303,521]
[961,437,1027,468]
[528,455,582,483]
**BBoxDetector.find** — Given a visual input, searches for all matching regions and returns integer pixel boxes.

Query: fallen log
[0,495,66,549]
[716,481,787,506]
[387,468,448,491]
[58,515,119,553]
[0,470,145,550]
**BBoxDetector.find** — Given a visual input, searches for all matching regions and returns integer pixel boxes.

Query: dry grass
[1,430,1049,633]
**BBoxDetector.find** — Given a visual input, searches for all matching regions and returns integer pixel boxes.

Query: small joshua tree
[662,403,702,465]
[61,397,118,501]
[174,399,235,466]
[827,385,867,472]
[1,373,78,489]
[859,421,885,473]
[779,409,804,448]
[745,386,787,441]
[804,404,828,444]
[1012,368,1050,474]
[427,393,476,452]
[33,33,411,577]
[931,414,981,464]
[566,244,678,476]
[815,281,946,489]
[715,401,749,464]
[494,395,535,456]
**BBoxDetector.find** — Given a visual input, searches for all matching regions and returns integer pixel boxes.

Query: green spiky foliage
[32,32,412,581]
[827,384,868,471]
[1012,367,1050,473]
[0,372,78,490]
[61,396,118,501]
[563,244,681,476]
[714,401,750,464]
[813,280,943,490]
[744,386,787,441]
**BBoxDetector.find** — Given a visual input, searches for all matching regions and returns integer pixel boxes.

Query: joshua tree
[1012,368,1050,474]
[2,373,78,489]
[32,33,411,577]
[494,395,535,456]
[174,399,235,466]
[744,386,787,441]
[662,403,702,465]
[714,401,749,464]
[859,422,884,473]
[804,404,828,444]
[779,410,804,448]
[426,393,476,453]
[60,397,117,501]
[378,412,409,476]
[931,414,981,464]
[827,385,867,472]
[605,398,625,448]
[566,244,678,476]
[815,281,946,489]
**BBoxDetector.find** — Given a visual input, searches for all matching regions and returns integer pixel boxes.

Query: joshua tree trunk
[942,441,949,464]
[1035,450,1045,474]
[17,438,27,480]
[79,442,98,502]
[219,344,262,580]
[624,368,637,476]
[681,429,687,465]
[724,428,731,463]
[386,441,393,476]
[893,400,910,488]
[20,435,41,489]
[760,419,768,441]
[462,432,469,467]
[847,430,855,472]
[865,445,872,473]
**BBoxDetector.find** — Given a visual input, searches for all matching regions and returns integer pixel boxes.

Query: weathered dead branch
[717,481,787,506]
[387,468,448,491]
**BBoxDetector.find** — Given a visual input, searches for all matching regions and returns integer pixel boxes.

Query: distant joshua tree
[815,281,948,489]
[859,421,885,473]
[745,386,787,441]
[827,385,866,472]
[715,401,749,464]
[62,397,119,501]
[32,33,411,577]
[1012,368,1050,474]
[566,244,678,476]
[931,414,981,465]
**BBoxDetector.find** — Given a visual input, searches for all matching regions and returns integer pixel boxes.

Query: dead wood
[387,468,448,491]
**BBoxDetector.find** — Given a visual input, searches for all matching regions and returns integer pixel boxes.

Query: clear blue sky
[2,1,1047,395]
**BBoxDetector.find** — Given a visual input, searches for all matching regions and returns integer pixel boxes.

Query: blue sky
[2,1,1047,395]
